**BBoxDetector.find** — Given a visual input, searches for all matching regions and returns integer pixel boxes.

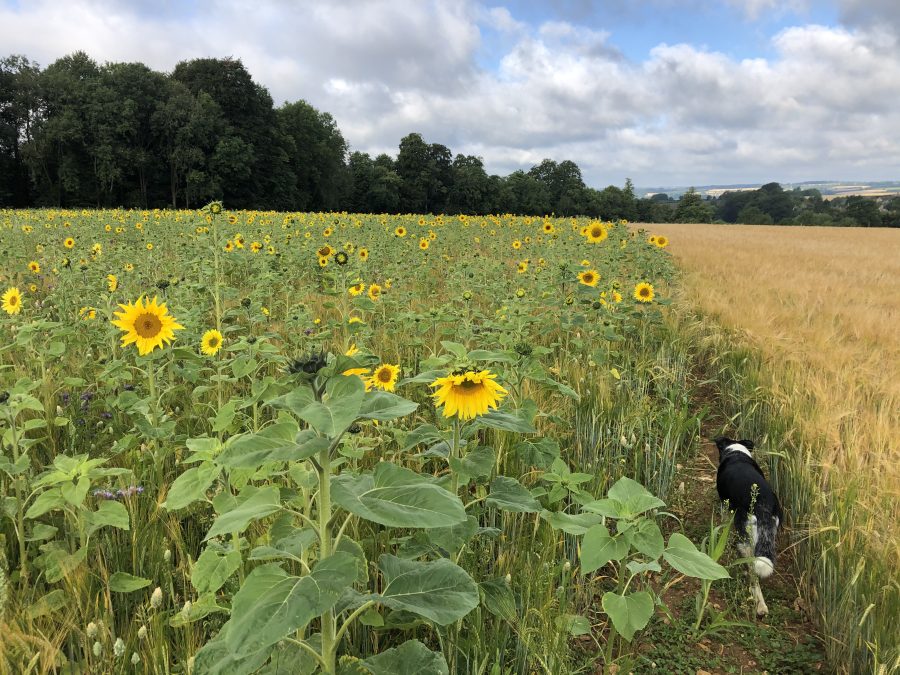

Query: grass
[647,223,899,674]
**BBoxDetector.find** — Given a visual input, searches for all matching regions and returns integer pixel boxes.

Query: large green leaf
[601,591,654,641]
[192,546,242,594]
[87,500,130,535]
[296,374,365,437]
[358,391,418,421]
[663,533,730,580]
[448,446,495,484]
[217,426,329,468]
[164,462,219,510]
[624,518,664,559]
[378,555,479,625]
[607,476,665,516]
[486,476,541,513]
[25,489,64,519]
[226,553,357,656]
[360,639,449,675]
[474,410,535,433]
[479,577,517,623]
[192,625,274,675]
[540,510,603,535]
[108,572,151,593]
[267,385,315,418]
[204,485,281,541]
[580,524,629,574]
[332,462,466,528]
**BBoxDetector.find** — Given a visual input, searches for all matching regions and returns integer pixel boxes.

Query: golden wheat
[646,222,900,558]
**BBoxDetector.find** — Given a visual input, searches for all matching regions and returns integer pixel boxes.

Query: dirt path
[643,394,828,674]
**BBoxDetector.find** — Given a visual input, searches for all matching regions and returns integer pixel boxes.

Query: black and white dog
[714,436,782,617]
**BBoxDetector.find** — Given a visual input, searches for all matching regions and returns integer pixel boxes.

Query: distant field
[646,222,899,671]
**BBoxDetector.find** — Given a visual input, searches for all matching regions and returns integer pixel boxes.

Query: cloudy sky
[2,0,899,188]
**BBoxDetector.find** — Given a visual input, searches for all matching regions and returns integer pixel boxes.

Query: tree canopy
[0,52,895,226]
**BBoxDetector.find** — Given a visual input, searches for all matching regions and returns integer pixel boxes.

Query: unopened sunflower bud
[150,586,163,609]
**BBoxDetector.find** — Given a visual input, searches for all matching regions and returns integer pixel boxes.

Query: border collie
[714,436,783,617]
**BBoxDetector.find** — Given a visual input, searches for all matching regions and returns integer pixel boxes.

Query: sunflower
[349,282,365,297]
[648,235,658,245]
[27,261,40,274]
[111,296,184,356]
[430,370,508,420]
[419,238,429,250]
[64,237,75,249]
[335,251,349,265]
[654,235,669,248]
[250,241,262,253]
[368,283,382,301]
[317,244,334,258]
[224,241,234,252]
[107,274,118,292]
[634,282,655,303]
[578,269,600,287]
[318,256,329,267]
[228,214,238,225]
[512,240,522,250]
[124,263,134,272]
[585,222,608,243]
[359,248,369,261]
[369,363,400,392]
[543,222,554,234]
[2,287,23,315]
[200,329,223,356]
[394,226,406,237]
[146,243,154,251]
[517,261,528,273]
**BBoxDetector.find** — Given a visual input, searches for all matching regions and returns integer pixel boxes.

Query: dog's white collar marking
[726,443,753,458]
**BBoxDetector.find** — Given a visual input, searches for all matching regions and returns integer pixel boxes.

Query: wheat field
[647,222,900,671]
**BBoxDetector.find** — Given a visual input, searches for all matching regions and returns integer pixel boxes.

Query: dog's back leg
[738,515,769,617]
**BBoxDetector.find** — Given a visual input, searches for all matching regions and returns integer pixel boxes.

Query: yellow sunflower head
[655,235,669,248]
[368,283,382,301]
[368,363,400,392]
[419,238,429,250]
[430,369,508,420]
[107,274,118,292]
[585,222,608,243]
[578,269,600,287]
[200,329,223,356]
[28,261,40,274]
[394,226,406,237]
[111,296,184,356]
[2,287,23,315]
[359,248,369,261]
[634,282,655,303]
[64,237,75,249]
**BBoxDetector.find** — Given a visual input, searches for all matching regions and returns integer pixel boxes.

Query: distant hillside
[637,181,900,199]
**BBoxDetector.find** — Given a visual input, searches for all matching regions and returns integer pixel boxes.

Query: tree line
[1,53,896,225]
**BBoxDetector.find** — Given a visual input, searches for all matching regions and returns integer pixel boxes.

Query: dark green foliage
[0,51,895,225]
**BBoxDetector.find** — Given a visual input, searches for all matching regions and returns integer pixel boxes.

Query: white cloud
[1,0,900,186]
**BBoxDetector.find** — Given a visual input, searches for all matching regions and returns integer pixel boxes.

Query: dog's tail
[753,508,779,579]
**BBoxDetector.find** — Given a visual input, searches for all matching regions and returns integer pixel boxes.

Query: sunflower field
[0,206,728,674]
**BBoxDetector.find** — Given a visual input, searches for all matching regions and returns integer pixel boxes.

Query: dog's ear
[738,439,755,450]
[714,436,733,452]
